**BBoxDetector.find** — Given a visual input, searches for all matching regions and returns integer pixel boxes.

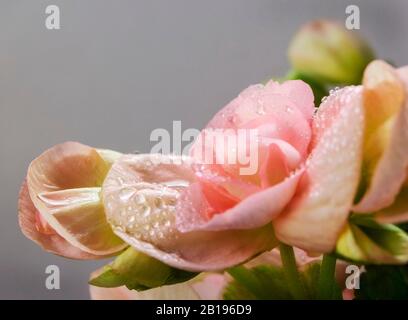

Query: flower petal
[273,86,365,252]
[200,81,313,158]
[18,181,99,259]
[271,80,315,119]
[28,142,111,192]
[36,188,125,255]
[25,141,125,256]
[176,169,303,232]
[354,61,408,212]
[102,153,276,271]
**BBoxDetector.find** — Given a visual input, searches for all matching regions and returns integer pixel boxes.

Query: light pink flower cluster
[18,60,408,272]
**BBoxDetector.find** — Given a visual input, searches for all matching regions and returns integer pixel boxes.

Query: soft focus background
[0,0,407,299]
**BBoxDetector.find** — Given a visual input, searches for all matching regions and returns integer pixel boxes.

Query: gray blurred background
[0,0,407,299]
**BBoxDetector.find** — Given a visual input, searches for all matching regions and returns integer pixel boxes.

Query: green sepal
[336,215,408,264]
[89,247,198,291]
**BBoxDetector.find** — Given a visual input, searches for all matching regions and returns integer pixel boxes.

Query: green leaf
[225,265,292,300]
[355,265,408,300]
[301,261,342,300]
[300,262,320,299]
[223,261,342,300]
[223,281,256,300]
[89,247,197,291]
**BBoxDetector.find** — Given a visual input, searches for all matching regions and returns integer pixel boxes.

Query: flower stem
[279,243,306,300]
[317,254,337,300]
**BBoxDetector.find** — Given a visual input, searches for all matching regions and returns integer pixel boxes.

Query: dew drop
[163,179,189,188]
[141,205,151,218]
[256,104,266,115]
[119,187,135,202]
[135,193,146,204]
[226,115,237,125]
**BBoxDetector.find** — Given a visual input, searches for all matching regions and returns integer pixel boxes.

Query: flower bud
[288,20,374,85]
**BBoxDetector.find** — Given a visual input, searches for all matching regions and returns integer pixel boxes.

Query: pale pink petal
[188,163,260,218]
[259,143,291,188]
[238,101,312,158]
[114,224,274,272]
[175,182,213,227]
[176,169,303,232]
[24,141,125,256]
[354,63,408,212]
[194,134,301,198]
[266,79,315,119]
[209,136,300,189]
[274,86,365,252]
[27,142,110,194]
[18,181,99,260]
[198,179,239,216]
[200,81,313,157]
[102,154,276,272]
[36,188,125,255]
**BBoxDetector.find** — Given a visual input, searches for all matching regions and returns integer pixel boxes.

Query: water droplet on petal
[256,104,266,115]
[119,187,136,202]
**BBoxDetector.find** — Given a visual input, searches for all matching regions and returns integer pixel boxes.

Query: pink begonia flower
[20,60,408,274]
[176,80,314,232]
[274,60,408,258]
[101,80,314,271]
[18,142,127,258]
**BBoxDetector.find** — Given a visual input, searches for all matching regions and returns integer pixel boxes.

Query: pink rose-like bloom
[176,80,315,233]
[101,80,314,272]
